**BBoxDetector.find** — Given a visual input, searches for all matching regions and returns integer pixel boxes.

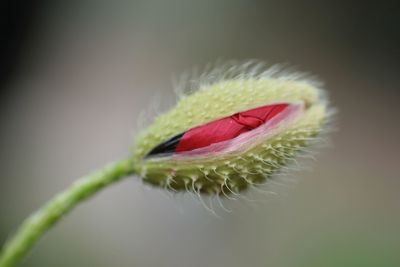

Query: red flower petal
[175,103,288,152]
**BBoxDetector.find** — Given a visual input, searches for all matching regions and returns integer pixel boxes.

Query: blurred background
[1,1,399,266]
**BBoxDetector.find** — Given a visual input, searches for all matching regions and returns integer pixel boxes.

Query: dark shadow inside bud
[145,132,184,158]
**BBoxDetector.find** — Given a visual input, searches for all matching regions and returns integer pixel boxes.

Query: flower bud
[132,62,331,195]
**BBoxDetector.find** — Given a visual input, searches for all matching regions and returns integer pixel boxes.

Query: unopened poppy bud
[132,62,331,196]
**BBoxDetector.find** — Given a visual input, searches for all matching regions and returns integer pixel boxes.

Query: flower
[132,61,331,196]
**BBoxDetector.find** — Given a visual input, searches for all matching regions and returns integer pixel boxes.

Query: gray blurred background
[1,1,399,266]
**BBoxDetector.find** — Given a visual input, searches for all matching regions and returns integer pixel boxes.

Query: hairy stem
[0,158,136,267]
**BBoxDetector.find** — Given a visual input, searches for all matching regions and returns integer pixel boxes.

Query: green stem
[0,158,136,267]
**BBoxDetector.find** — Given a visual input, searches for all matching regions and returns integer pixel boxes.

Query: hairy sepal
[132,62,330,195]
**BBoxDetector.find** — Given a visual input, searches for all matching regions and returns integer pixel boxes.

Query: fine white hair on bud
[132,60,333,196]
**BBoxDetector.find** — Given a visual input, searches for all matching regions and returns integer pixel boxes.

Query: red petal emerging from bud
[175,103,289,152]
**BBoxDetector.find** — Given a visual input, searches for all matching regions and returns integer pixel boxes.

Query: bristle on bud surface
[132,61,331,196]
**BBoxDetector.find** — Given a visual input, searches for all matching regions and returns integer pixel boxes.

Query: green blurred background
[1,1,399,266]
